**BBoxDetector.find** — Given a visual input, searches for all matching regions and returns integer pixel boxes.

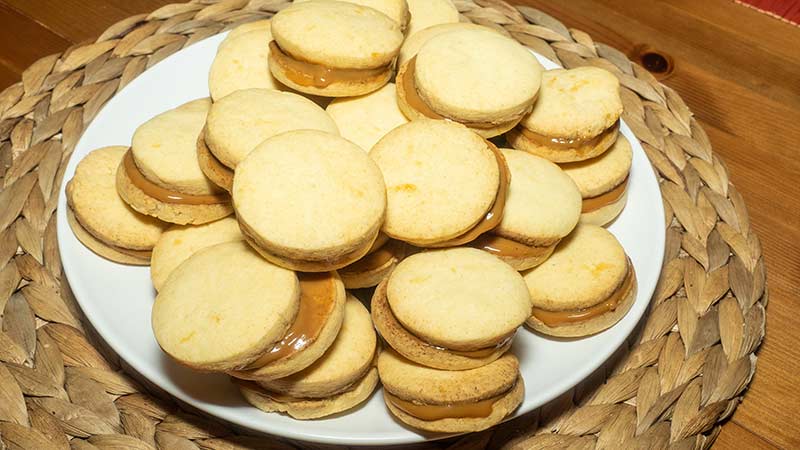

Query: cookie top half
[560,135,633,197]
[205,89,338,169]
[413,29,543,123]
[369,120,499,244]
[294,0,409,29]
[523,224,628,311]
[326,82,408,152]
[208,23,280,101]
[233,130,386,256]
[519,67,623,139]
[386,248,531,349]
[405,0,459,38]
[131,98,220,196]
[399,22,500,66]
[271,1,403,69]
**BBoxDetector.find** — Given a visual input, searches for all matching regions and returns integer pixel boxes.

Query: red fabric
[736,0,800,25]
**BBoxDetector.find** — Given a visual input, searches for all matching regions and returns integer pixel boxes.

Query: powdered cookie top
[326,83,408,151]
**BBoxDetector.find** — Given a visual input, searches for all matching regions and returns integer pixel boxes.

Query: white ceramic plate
[57,33,665,446]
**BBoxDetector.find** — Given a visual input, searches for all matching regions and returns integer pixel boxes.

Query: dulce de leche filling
[245,273,338,368]
[531,260,635,327]
[581,176,629,213]
[385,390,504,421]
[269,41,392,88]
[339,240,407,275]
[518,121,620,152]
[468,234,556,260]
[425,141,510,248]
[122,150,229,205]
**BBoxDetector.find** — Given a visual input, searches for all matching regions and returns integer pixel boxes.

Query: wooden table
[0,1,797,448]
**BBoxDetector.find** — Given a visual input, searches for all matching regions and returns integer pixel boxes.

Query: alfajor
[396,28,543,138]
[508,67,624,162]
[199,89,338,191]
[233,130,386,272]
[269,1,403,97]
[398,22,501,67]
[325,83,408,152]
[208,21,280,101]
[293,0,410,31]
[372,248,531,370]
[117,98,232,225]
[523,224,637,338]
[370,120,508,248]
[238,296,378,419]
[153,241,345,374]
[405,0,459,38]
[338,237,409,289]
[469,149,582,271]
[378,349,524,433]
[150,217,243,291]
[66,146,168,265]
[560,135,633,226]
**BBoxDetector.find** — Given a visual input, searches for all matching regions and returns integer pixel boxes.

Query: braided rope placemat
[0,0,767,448]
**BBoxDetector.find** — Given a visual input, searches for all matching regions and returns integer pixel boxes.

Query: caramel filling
[518,121,619,152]
[270,42,392,88]
[469,234,556,259]
[531,261,635,327]
[339,240,406,275]
[246,273,338,368]
[581,176,629,213]
[385,391,501,421]
[425,141,510,248]
[432,335,513,358]
[401,57,512,130]
[196,130,234,190]
[122,151,229,205]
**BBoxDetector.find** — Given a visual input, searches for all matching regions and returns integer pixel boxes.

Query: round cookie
[66,146,168,265]
[226,19,271,40]
[208,23,281,101]
[396,28,542,138]
[523,224,638,337]
[326,83,408,152]
[405,0,459,38]
[233,130,386,272]
[339,239,409,289]
[150,217,244,291]
[229,271,347,381]
[369,120,503,247]
[202,89,338,189]
[118,98,232,225]
[152,241,299,371]
[508,67,623,162]
[293,0,409,31]
[269,1,403,97]
[378,349,524,433]
[560,135,633,226]
[469,149,581,271]
[398,22,500,66]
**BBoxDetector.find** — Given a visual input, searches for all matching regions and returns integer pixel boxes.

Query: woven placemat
[0,0,767,448]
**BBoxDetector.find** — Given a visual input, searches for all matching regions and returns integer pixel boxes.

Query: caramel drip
[425,141,510,248]
[433,335,513,358]
[246,273,337,368]
[400,57,502,130]
[581,176,629,213]
[270,42,391,88]
[469,234,555,258]
[339,240,405,275]
[518,121,619,151]
[122,151,229,205]
[531,261,635,327]
[385,391,498,421]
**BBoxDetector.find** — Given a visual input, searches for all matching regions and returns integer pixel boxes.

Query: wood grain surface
[0,0,796,448]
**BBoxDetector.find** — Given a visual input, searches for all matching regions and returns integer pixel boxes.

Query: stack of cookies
[66,0,639,434]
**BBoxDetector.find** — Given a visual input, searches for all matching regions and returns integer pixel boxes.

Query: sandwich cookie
[150,217,243,291]
[560,135,633,226]
[338,237,409,289]
[508,67,623,162]
[469,149,581,271]
[117,98,232,225]
[269,1,403,97]
[370,120,508,248]
[398,22,501,67]
[66,146,168,265]
[396,28,543,138]
[523,224,637,337]
[405,0,459,38]
[233,130,386,272]
[325,83,408,152]
[293,0,410,31]
[200,89,338,191]
[208,21,280,102]
[378,349,524,433]
[238,296,378,419]
[372,248,531,370]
